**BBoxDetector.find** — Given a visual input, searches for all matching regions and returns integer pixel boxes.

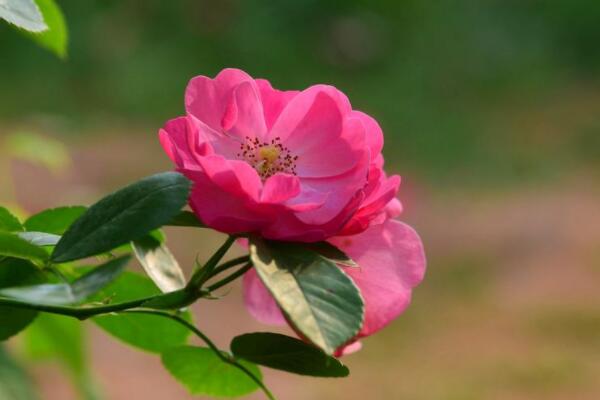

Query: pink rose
[159,68,426,353]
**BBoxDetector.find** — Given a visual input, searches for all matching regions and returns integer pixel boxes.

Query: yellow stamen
[259,145,280,164]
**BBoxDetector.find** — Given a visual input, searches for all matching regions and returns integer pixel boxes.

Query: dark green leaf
[162,346,261,397]
[92,272,191,353]
[17,232,60,247]
[167,210,205,228]
[306,242,357,267]
[0,346,39,400]
[0,207,22,232]
[27,0,67,58]
[0,256,129,306]
[249,237,364,355]
[132,236,185,293]
[141,288,196,310]
[70,255,129,300]
[51,172,191,263]
[24,206,86,235]
[0,0,47,32]
[0,232,48,264]
[0,258,45,341]
[231,332,349,377]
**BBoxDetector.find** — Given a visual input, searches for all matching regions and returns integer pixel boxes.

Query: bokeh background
[1,1,600,399]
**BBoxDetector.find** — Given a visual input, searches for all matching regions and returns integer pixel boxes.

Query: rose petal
[330,219,426,337]
[242,268,286,325]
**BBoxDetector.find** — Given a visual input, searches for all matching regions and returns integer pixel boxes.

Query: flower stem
[207,263,252,292]
[209,255,249,277]
[121,309,276,400]
[0,295,158,320]
[188,235,236,289]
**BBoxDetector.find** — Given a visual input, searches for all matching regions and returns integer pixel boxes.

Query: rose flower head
[160,68,425,354]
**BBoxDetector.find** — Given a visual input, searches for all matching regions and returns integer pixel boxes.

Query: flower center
[237,136,298,179]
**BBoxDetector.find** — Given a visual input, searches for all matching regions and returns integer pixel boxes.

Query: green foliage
[17,232,60,247]
[0,232,49,264]
[231,332,349,377]
[24,206,86,235]
[0,256,128,306]
[249,237,364,355]
[22,314,99,399]
[51,172,191,263]
[167,210,206,228]
[305,242,357,268]
[93,272,191,353]
[0,207,23,232]
[0,258,45,341]
[0,346,39,400]
[0,0,46,32]
[161,346,261,397]
[27,0,67,59]
[132,235,186,293]
[0,170,367,397]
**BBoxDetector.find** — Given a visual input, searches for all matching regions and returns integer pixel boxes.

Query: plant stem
[0,295,158,320]
[188,235,236,289]
[122,309,276,400]
[0,254,251,318]
[209,255,249,277]
[207,263,252,292]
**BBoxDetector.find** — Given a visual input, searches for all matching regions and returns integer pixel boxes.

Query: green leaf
[0,346,39,400]
[141,288,197,310]
[17,232,60,247]
[24,206,86,235]
[0,207,23,232]
[0,258,45,341]
[132,235,186,293]
[3,133,69,175]
[92,272,191,353]
[27,0,67,58]
[231,332,349,377]
[51,172,191,263]
[306,242,357,267]
[22,314,84,370]
[161,346,261,397]
[0,0,47,32]
[167,210,206,228]
[0,256,129,306]
[70,256,129,300]
[0,283,72,306]
[249,237,364,355]
[21,314,100,400]
[0,232,48,264]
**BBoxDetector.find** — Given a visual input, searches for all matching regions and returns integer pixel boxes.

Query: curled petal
[329,219,426,338]
[256,79,299,131]
[185,68,255,131]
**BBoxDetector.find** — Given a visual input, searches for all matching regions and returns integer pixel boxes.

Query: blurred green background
[1,1,599,399]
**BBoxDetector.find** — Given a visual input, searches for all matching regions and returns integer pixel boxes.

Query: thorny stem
[121,309,276,400]
[208,263,252,292]
[209,255,249,277]
[188,235,237,289]
[0,250,252,319]
[0,295,157,320]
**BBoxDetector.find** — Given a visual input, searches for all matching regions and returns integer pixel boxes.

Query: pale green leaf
[0,0,47,32]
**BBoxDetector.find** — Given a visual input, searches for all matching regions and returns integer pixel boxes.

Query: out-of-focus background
[1,1,600,399]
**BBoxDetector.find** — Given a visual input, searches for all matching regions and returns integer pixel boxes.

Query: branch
[0,295,157,320]
[122,309,276,400]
